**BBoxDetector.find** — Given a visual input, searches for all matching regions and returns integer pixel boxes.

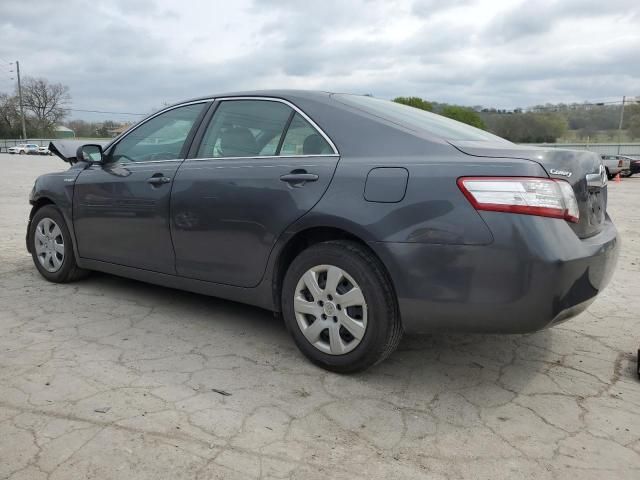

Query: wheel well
[29,197,55,220]
[272,226,393,311]
[27,198,56,253]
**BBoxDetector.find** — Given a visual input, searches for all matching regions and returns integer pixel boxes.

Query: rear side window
[280,113,333,155]
[196,100,291,158]
[334,94,509,143]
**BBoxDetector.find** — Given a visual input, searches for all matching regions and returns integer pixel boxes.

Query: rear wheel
[282,240,402,373]
[29,205,88,283]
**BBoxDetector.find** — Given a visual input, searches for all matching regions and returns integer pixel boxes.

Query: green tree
[485,112,567,143]
[66,119,95,138]
[533,113,568,142]
[624,104,640,139]
[393,96,433,111]
[441,106,486,129]
[96,120,118,137]
[0,93,21,138]
[628,115,640,140]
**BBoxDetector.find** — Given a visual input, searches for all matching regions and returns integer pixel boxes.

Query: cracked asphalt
[0,154,639,479]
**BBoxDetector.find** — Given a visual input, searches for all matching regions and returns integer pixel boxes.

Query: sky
[1,0,639,121]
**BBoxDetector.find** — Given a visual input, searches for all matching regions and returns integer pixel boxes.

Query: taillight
[458,177,579,223]
[618,160,623,167]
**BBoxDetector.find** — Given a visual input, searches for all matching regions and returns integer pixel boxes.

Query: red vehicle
[621,156,640,177]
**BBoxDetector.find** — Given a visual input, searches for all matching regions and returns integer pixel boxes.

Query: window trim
[103,99,214,165]
[275,110,296,156]
[188,96,339,161]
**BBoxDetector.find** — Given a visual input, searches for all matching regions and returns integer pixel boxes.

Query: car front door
[73,102,209,273]
[171,98,340,287]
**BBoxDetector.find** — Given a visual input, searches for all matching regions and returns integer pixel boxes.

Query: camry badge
[549,169,572,177]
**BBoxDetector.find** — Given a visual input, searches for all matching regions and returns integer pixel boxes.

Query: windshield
[333,94,510,143]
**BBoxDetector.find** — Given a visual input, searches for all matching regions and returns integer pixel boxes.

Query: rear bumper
[371,214,619,334]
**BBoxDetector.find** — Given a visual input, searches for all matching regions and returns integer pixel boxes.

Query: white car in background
[37,146,52,155]
[601,154,631,179]
[8,143,39,155]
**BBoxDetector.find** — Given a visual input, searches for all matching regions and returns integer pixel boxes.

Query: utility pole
[617,95,625,154]
[16,61,27,140]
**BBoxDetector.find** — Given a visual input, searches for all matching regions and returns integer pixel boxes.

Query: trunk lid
[450,141,607,238]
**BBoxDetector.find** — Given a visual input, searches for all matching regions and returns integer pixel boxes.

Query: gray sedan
[26,91,619,372]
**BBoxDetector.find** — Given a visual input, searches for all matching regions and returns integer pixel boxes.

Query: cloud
[0,0,638,120]
[485,0,640,42]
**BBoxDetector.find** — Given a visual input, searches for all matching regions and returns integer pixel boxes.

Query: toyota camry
[26,91,619,372]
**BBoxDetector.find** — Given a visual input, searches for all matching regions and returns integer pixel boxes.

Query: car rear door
[171,98,340,287]
[73,102,209,273]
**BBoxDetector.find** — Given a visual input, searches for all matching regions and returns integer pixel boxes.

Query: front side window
[197,100,292,158]
[109,103,205,162]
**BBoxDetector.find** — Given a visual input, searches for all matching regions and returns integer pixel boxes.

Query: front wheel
[29,205,88,283]
[281,240,402,373]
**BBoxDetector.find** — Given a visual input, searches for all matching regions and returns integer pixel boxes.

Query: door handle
[279,172,319,185]
[147,175,171,185]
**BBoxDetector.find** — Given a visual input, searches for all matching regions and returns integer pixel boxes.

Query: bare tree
[20,77,71,136]
[0,93,21,137]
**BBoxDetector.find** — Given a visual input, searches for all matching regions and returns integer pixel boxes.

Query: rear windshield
[333,94,509,143]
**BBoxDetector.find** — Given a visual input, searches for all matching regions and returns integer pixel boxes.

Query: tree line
[394,96,640,143]
[2,77,639,143]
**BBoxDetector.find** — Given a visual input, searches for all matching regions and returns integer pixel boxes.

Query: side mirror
[76,144,103,164]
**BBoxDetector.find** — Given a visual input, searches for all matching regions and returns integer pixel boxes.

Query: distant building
[54,125,75,138]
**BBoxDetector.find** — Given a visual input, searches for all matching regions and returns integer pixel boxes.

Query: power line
[60,107,146,116]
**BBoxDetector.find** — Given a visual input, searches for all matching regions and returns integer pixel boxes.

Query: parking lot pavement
[0,153,638,479]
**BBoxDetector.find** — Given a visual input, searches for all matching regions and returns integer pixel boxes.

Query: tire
[28,205,88,283]
[281,240,402,373]
[19,150,25,155]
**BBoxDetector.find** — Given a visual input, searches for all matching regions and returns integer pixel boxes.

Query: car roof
[142,90,454,157]
[171,89,335,107]
[136,89,502,158]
